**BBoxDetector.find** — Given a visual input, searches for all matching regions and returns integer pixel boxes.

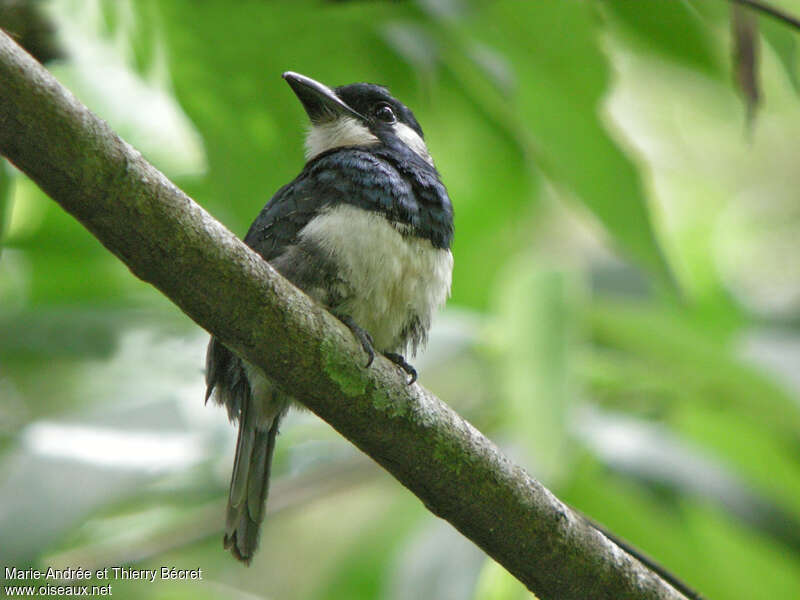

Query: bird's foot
[338,315,375,368]
[383,352,417,385]
[337,316,417,384]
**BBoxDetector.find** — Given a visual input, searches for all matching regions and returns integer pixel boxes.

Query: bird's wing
[242,177,322,262]
[243,148,417,260]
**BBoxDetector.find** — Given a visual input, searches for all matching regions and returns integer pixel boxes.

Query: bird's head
[282,71,433,166]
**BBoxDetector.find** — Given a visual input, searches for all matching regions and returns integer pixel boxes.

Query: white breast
[299,204,453,354]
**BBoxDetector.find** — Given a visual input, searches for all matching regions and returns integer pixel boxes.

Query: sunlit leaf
[47,0,206,176]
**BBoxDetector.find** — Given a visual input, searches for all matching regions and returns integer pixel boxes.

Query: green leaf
[431,1,677,293]
[602,0,725,78]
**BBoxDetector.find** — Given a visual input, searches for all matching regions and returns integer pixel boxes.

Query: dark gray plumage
[205,72,453,563]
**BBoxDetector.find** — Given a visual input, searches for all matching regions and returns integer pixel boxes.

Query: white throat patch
[393,122,433,165]
[305,117,379,161]
[304,116,434,166]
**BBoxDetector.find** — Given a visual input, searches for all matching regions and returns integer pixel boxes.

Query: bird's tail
[224,399,280,564]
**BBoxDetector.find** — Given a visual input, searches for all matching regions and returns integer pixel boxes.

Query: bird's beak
[282,71,364,124]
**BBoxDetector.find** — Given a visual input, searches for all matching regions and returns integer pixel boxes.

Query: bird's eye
[374,103,396,123]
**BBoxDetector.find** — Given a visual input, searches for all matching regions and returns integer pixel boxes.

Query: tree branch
[0,30,688,600]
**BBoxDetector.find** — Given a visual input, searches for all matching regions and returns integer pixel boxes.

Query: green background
[2,1,800,598]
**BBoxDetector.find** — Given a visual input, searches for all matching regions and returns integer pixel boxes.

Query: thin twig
[730,0,800,31]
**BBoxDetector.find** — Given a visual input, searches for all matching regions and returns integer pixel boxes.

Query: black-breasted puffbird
[205,72,454,563]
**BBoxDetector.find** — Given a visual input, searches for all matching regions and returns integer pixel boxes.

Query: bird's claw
[383,352,417,385]
[338,316,417,384]
[339,315,375,368]
[364,345,375,368]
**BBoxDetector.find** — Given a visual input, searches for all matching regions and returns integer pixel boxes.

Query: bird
[204,71,454,563]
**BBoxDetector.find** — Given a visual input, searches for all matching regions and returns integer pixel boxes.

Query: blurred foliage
[2,0,800,599]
